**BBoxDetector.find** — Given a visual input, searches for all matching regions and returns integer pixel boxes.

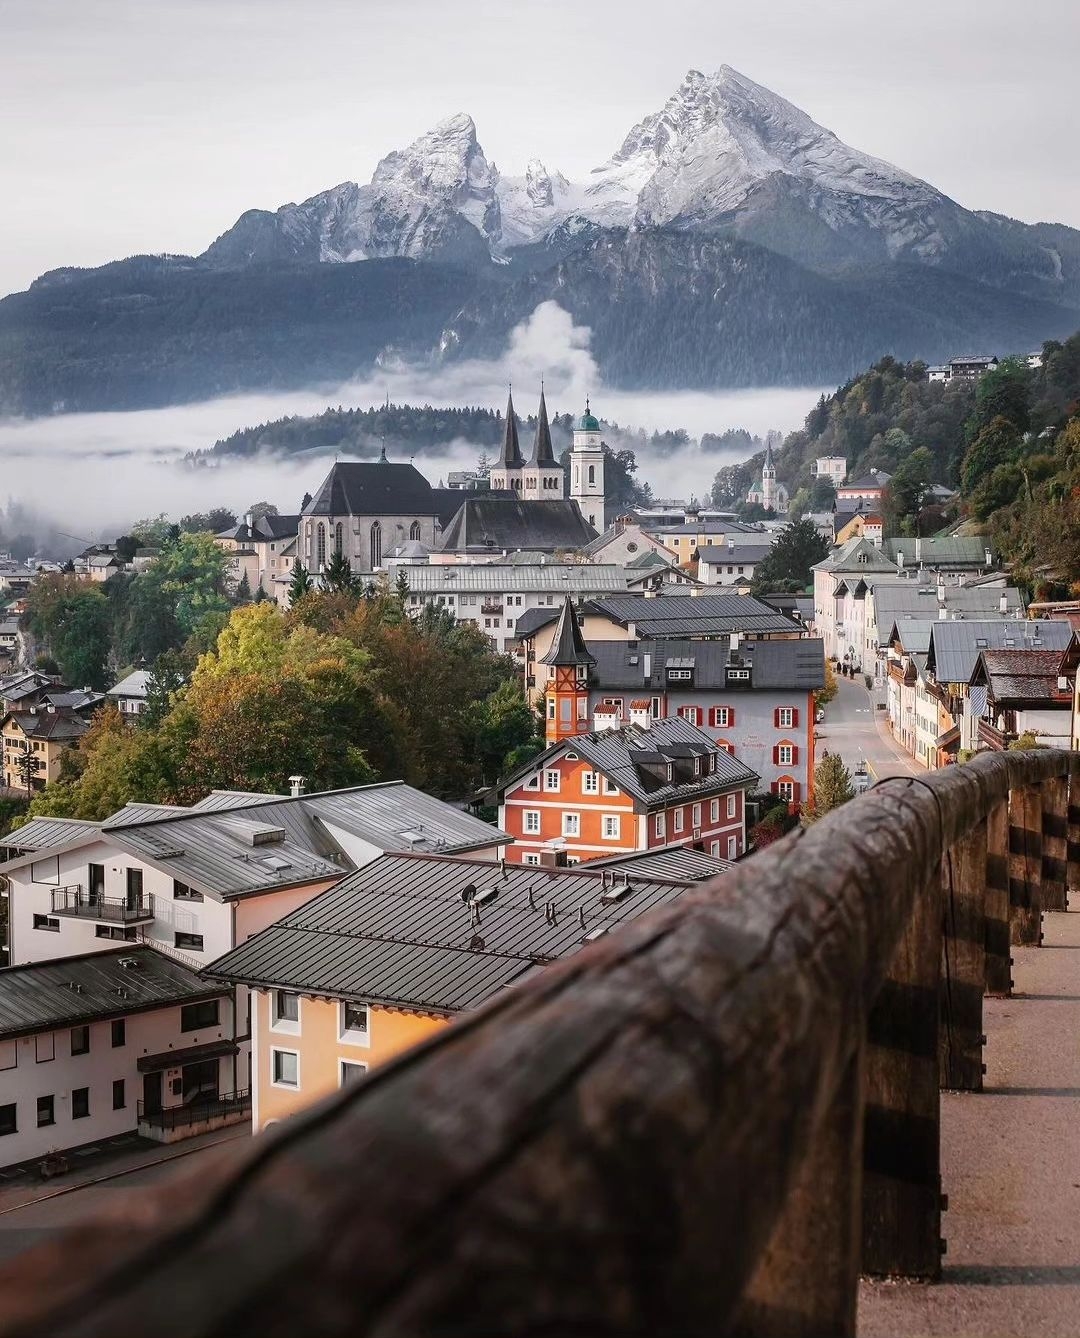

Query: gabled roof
[972,649,1070,703]
[392,563,626,594]
[498,390,523,469]
[813,536,898,575]
[495,716,758,809]
[3,709,89,742]
[580,844,735,881]
[203,851,698,1015]
[697,544,774,565]
[839,472,892,490]
[1,816,101,852]
[884,537,993,568]
[541,596,596,668]
[302,462,439,518]
[0,782,509,900]
[107,669,152,699]
[926,620,1071,684]
[0,946,226,1041]
[43,689,105,712]
[437,499,594,554]
[869,583,1027,624]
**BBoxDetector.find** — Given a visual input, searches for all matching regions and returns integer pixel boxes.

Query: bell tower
[540,595,595,745]
[570,397,605,532]
[489,388,524,493]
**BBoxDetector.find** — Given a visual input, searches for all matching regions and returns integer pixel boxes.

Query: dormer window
[668,669,692,681]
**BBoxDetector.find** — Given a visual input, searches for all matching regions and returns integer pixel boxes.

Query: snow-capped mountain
[204,66,990,272]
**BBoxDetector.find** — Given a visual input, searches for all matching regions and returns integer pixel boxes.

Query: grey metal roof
[0,946,224,1040]
[578,636,825,694]
[926,620,1072,684]
[496,716,758,808]
[884,537,993,568]
[437,499,595,555]
[580,845,735,881]
[107,669,151,699]
[101,803,194,829]
[393,564,629,594]
[204,852,698,1014]
[697,544,774,565]
[586,592,800,639]
[1,817,101,852]
[813,537,899,574]
[188,790,272,811]
[869,583,1027,625]
[887,619,935,654]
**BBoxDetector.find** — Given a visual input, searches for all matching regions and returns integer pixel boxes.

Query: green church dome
[577,397,600,432]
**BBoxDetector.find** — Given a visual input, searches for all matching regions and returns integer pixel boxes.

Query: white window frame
[270,990,301,1035]
[777,707,795,728]
[654,813,665,839]
[582,771,599,795]
[714,707,731,727]
[523,810,541,835]
[543,769,561,792]
[778,780,795,802]
[727,835,739,859]
[562,812,581,838]
[339,1001,371,1048]
[339,1060,367,1087]
[270,1047,300,1089]
[710,798,720,823]
[673,808,684,833]
[524,773,540,790]
[522,852,541,866]
[778,744,794,766]
[602,814,621,841]
[726,794,737,819]
[710,840,721,856]
[691,803,701,828]
[678,706,701,726]
[603,777,619,796]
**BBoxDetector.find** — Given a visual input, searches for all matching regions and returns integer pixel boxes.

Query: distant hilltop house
[927,355,1000,384]
[744,442,789,514]
[810,456,848,486]
[836,469,891,506]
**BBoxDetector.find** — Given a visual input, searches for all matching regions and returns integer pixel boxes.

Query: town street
[816,673,924,783]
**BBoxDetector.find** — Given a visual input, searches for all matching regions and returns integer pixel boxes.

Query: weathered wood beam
[940,820,987,1092]
[0,751,1070,1338]
[985,800,1012,996]
[1040,775,1068,912]
[1009,783,1043,946]
[1066,759,1080,902]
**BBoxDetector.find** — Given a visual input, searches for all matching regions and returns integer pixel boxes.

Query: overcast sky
[1,0,1077,297]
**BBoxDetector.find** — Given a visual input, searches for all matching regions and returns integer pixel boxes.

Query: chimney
[914,536,922,565]
[897,550,905,570]
[999,594,1008,616]
[642,651,652,681]
[628,701,652,730]
[246,511,255,532]
[593,706,622,734]
[985,547,993,567]
[939,606,947,620]
[727,539,734,553]
[729,630,741,653]
[288,775,306,797]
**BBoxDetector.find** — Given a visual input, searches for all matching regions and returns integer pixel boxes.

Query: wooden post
[1041,775,1068,913]
[863,873,943,1280]
[940,825,986,1092]
[985,800,1012,997]
[735,1042,865,1337]
[1067,763,1080,903]
[1009,783,1043,946]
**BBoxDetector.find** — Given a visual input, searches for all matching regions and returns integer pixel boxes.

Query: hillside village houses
[528,597,822,805]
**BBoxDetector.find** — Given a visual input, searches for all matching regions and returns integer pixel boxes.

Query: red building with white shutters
[493,714,759,867]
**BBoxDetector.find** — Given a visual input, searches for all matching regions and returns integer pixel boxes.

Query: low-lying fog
[0,303,827,548]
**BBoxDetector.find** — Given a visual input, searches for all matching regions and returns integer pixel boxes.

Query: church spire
[499,389,523,469]
[529,386,557,467]
[541,595,596,668]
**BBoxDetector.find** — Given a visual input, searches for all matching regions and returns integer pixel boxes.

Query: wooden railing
[0,749,1076,1338]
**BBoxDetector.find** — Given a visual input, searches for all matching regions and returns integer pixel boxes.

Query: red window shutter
[773,707,780,728]
[791,744,799,765]
[792,782,802,803]
[792,707,800,727]
[728,707,736,727]
[772,744,780,765]
[770,780,780,796]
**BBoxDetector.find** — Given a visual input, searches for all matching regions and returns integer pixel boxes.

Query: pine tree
[288,560,313,605]
[394,569,411,608]
[802,754,856,825]
[235,570,252,603]
[324,549,357,593]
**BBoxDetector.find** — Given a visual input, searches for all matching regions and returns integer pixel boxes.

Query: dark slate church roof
[541,596,597,668]
[499,390,524,469]
[303,462,439,517]
[528,388,557,467]
[438,498,597,554]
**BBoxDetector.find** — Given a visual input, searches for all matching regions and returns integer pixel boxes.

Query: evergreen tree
[750,518,828,594]
[802,755,856,825]
[324,549,357,594]
[394,569,411,608]
[235,570,252,603]
[288,561,313,605]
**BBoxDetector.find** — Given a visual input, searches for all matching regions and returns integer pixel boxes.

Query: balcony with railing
[3,749,1080,1337]
[137,1090,251,1143]
[50,885,154,924]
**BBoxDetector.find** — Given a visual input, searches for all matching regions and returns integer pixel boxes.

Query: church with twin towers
[489,387,606,534]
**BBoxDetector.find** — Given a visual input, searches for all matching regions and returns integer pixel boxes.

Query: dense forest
[715,332,1080,596]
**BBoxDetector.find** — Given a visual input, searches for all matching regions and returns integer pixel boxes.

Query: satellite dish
[461,883,477,903]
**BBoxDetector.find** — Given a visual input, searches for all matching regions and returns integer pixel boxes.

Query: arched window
[369,521,382,570]
[588,464,596,486]
[334,522,343,556]
[316,523,326,571]
[409,520,422,541]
